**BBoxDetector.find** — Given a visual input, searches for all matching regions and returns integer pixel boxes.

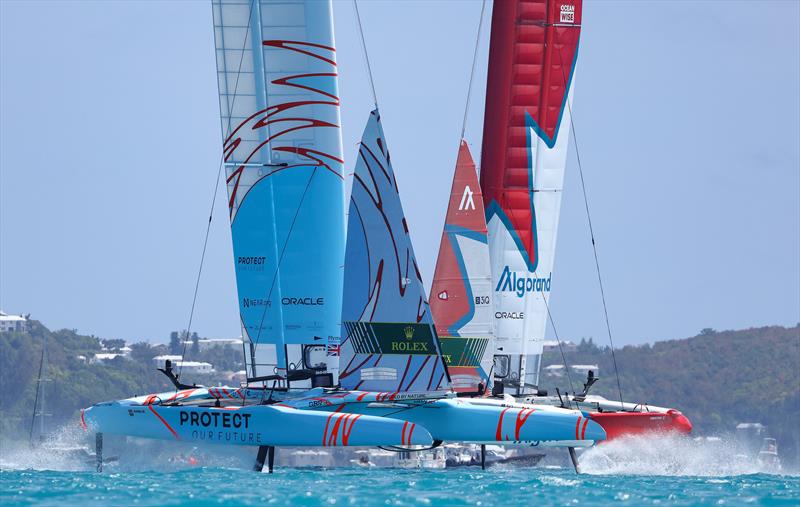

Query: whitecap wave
[0,424,95,471]
[578,434,794,477]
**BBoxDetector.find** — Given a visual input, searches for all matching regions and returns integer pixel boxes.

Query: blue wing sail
[340,110,450,393]
[213,0,345,379]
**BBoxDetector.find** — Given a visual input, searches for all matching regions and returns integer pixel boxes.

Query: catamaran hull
[81,403,433,447]
[589,410,692,441]
[314,398,605,446]
[519,394,692,441]
[82,386,605,450]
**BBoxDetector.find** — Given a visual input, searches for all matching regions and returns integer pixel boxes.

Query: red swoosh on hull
[496,407,512,441]
[149,406,179,440]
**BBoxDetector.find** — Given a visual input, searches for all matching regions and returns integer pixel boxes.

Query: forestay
[212,0,345,380]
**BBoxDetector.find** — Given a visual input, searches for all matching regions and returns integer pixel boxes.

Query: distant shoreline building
[152,355,214,375]
[571,364,599,377]
[542,340,577,353]
[152,355,184,367]
[542,364,565,377]
[173,361,214,375]
[91,353,125,364]
[0,311,29,333]
[542,363,599,378]
[180,338,243,352]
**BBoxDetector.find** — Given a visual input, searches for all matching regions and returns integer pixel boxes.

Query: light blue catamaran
[82,0,604,472]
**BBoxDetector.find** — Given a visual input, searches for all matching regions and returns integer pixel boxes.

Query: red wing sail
[480,0,582,392]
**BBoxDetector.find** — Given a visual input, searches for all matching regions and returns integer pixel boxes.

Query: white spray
[578,434,794,476]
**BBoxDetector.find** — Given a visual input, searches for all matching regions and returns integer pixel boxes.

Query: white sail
[480,0,582,393]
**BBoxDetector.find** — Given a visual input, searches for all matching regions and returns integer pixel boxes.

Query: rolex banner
[342,322,440,356]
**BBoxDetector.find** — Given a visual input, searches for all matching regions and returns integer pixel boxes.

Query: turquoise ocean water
[2,433,798,506]
[2,468,798,507]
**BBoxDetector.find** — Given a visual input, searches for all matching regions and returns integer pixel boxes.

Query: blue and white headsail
[340,110,450,393]
[212,0,345,379]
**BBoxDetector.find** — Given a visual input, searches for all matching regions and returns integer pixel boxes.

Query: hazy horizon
[2,1,798,346]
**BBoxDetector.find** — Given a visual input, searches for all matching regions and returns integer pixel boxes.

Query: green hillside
[1,321,797,464]
[0,321,172,438]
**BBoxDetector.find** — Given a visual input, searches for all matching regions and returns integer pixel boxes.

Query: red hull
[589,410,692,441]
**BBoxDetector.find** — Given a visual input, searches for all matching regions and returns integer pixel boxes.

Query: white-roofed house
[173,361,214,375]
[543,364,566,377]
[152,355,184,367]
[0,311,29,333]
[571,364,599,377]
[91,353,125,364]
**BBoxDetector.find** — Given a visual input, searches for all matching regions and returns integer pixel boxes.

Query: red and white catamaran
[429,0,692,443]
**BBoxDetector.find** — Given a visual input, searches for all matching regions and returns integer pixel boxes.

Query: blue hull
[82,401,432,448]
[82,387,604,448]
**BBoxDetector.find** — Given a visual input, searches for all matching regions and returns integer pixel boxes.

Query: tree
[700,328,717,336]
[100,338,126,351]
[191,332,200,355]
[130,342,156,363]
[169,331,181,354]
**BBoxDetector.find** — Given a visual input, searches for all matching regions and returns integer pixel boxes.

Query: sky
[1,0,798,346]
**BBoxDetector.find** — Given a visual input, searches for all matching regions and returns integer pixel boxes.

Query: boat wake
[3,425,793,477]
[578,434,795,477]
[0,424,253,472]
[0,425,92,471]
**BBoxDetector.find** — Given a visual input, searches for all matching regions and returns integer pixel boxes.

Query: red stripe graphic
[271,73,339,101]
[262,40,337,66]
[397,356,413,393]
[407,423,416,444]
[403,355,430,391]
[323,413,361,447]
[341,414,361,446]
[149,406,179,440]
[496,407,512,441]
[514,408,535,440]
[328,414,344,446]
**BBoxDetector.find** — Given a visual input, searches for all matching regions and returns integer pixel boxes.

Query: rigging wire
[29,335,46,446]
[353,0,379,109]
[251,167,320,354]
[177,0,255,383]
[554,41,625,408]
[459,0,487,141]
[540,291,576,400]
